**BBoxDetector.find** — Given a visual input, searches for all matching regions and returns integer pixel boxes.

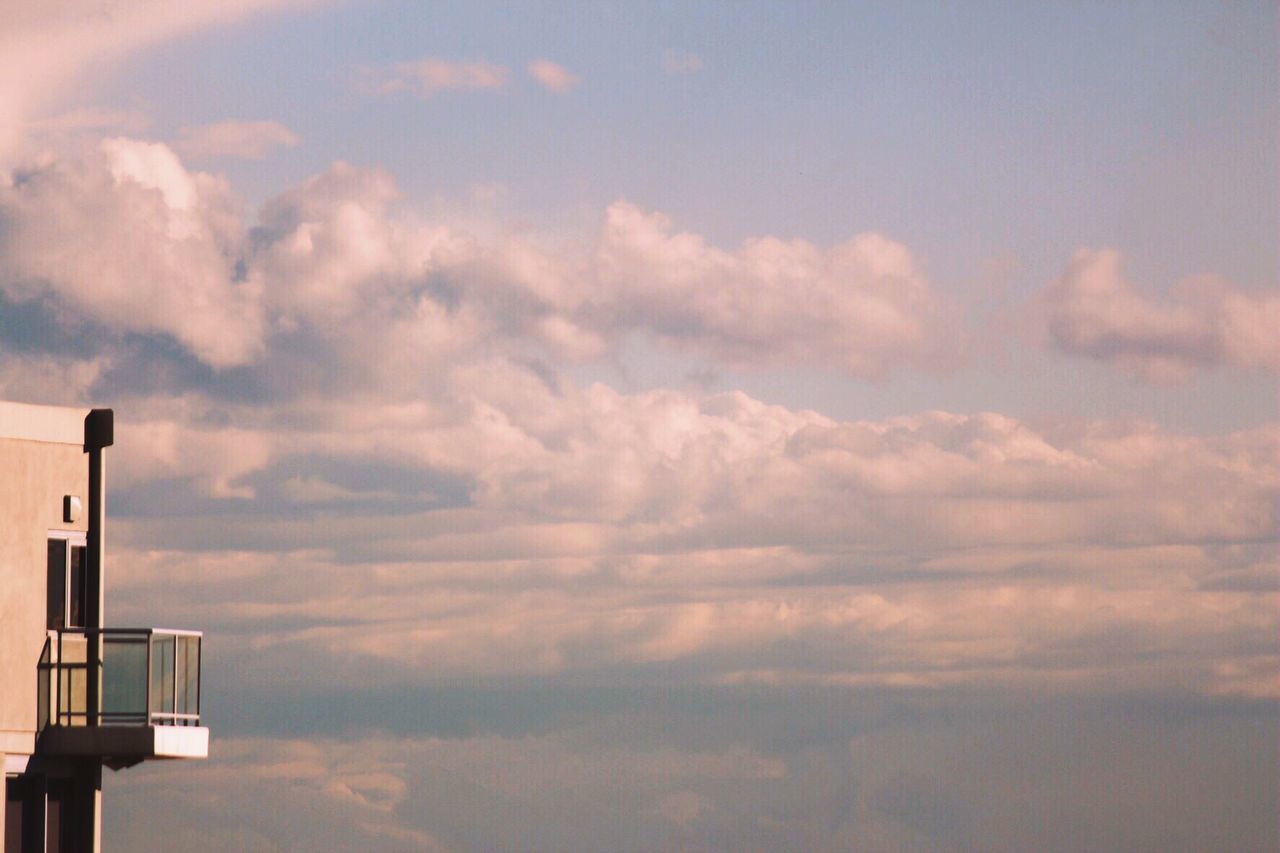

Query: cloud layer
[0,139,1273,850]
[1,144,1272,709]
[100,378,1277,702]
[103,703,1277,852]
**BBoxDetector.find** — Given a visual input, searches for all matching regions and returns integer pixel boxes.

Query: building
[1,401,207,853]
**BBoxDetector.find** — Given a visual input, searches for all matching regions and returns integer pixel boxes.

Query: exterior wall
[0,403,88,758]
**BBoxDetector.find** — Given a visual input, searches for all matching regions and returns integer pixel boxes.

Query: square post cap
[84,408,114,450]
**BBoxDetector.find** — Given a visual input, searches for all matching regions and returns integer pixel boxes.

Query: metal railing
[41,628,202,727]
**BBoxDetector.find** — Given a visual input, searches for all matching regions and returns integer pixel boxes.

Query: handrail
[56,627,204,638]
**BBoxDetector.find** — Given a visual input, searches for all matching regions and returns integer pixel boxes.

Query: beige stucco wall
[0,403,89,755]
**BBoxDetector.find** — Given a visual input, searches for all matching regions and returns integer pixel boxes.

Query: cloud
[593,202,959,376]
[0,0,318,164]
[0,138,264,367]
[99,373,1278,700]
[2,6,1270,851]
[174,120,300,161]
[28,106,152,137]
[1034,248,1280,381]
[0,352,105,405]
[1,146,956,379]
[2,144,1274,712]
[662,50,704,75]
[528,59,579,92]
[102,701,1279,852]
[375,58,509,96]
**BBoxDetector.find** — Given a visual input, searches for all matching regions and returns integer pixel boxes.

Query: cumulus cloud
[174,119,300,161]
[593,202,958,376]
[1,146,957,379]
[374,58,509,96]
[528,59,579,92]
[0,138,264,367]
[1034,248,1280,381]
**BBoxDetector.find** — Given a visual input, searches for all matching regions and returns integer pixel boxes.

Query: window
[46,533,87,631]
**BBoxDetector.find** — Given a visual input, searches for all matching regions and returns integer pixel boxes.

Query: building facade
[1,401,207,853]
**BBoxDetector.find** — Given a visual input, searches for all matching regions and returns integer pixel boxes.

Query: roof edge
[0,400,92,446]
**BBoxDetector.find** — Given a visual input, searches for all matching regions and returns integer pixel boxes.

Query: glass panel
[60,667,86,724]
[186,636,200,716]
[174,638,186,717]
[59,635,88,724]
[38,639,51,729]
[102,637,148,721]
[59,667,70,719]
[68,545,86,629]
[47,539,66,630]
[150,635,175,717]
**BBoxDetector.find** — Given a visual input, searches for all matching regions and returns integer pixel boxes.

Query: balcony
[38,629,208,765]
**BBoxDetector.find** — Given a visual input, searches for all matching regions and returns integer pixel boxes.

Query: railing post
[172,635,178,724]
[56,630,62,726]
[145,632,153,726]
[196,636,202,724]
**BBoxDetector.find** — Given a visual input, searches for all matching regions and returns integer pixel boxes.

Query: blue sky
[99,1,1273,280]
[77,0,1276,432]
[1,1,1277,849]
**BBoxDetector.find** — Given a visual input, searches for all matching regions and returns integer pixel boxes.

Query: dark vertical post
[82,409,112,853]
[83,410,112,726]
[20,774,46,853]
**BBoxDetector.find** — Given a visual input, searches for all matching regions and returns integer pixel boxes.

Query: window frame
[46,530,88,631]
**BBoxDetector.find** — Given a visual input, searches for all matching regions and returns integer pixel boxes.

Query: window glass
[47,539,67,630]
[68,545,86,629]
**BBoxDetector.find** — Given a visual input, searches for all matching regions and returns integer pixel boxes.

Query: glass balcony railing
[41,628,202,728]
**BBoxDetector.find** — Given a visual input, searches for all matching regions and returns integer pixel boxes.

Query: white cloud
[0,0,318,164]
[528,59,579,92]
[593,202,959,376]
[1034,248,1280,381]
[379,58,509,96]
[0,138,264,367]
[1,148,961,378]
[174,120,300,161]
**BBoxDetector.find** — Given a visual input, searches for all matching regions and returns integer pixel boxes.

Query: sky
[1,1,1277,850]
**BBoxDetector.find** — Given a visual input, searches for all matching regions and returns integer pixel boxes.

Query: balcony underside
[39,725,208,767]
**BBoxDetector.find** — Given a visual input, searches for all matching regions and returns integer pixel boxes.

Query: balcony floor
[38,725,208,763]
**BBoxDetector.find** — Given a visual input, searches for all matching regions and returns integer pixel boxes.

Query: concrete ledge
[38,726,209,761]
[0,401,88,445]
